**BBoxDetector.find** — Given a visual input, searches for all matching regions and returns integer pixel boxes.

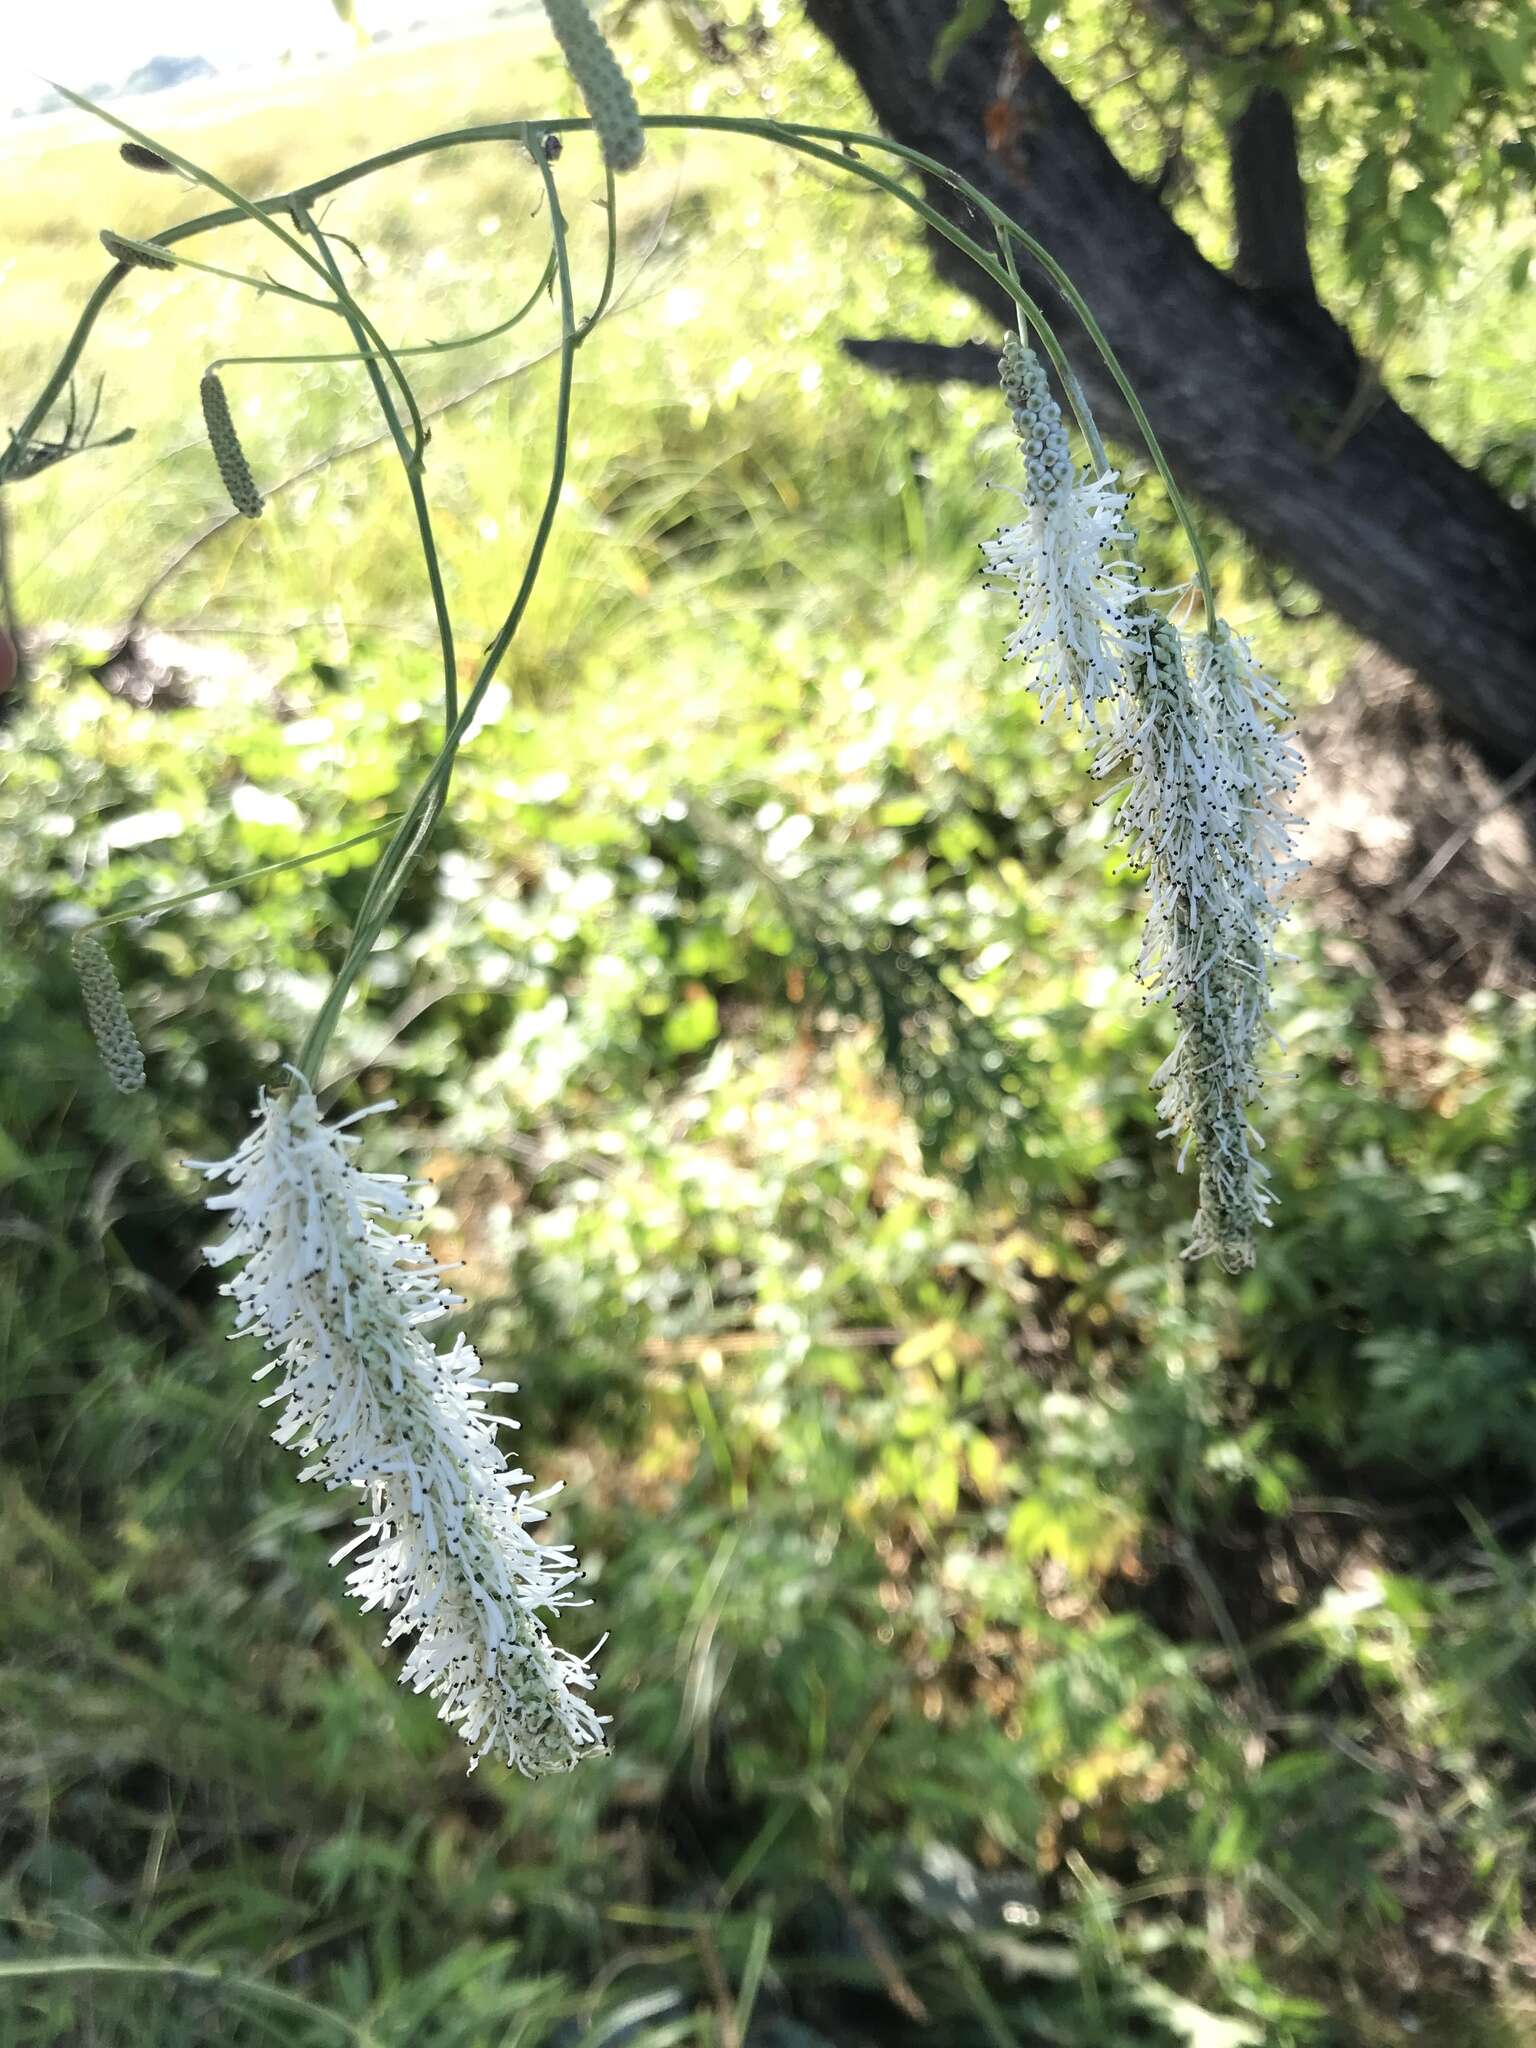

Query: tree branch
[1228,84,1317,304]
[1131,3,1319,304]
[840,336,997,384]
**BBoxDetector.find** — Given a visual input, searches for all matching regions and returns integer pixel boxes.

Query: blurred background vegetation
[3,4,1536,2044]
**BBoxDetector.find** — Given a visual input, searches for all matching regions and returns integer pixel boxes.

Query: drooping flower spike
[987,339,1305,1269]
[194,1074,607,1774]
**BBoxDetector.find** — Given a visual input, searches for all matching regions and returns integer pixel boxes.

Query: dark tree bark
[1228,86,1317,304]
[802,0,1536,771]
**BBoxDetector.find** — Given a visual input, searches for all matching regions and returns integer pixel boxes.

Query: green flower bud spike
[539,0,645,174]
[72,934,147,1094]
[99,229,177,271]
[199,371,265,519]
[119,142,180,175]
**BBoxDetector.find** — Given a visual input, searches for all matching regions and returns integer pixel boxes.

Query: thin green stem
[293,218,431,471]
[0,116,939,477]
[472,134,579,692]
[294,132,579,1086]
[748,119,1216,625]
[50,82,332,281]
[1055,356,1112,480]
[576,165,619,343]
[60,83,432,475]
[105,242,340,314]
[208,252,558,373]
[84,817,401,932]
[727,128,1222,629]
[8,114,1021,491]
[295,204,457,726]
[998,214,1217,628]
[725,118,1218,627]
[4,272,147,485]
[997,226,1032,350]
[706,116,1217,626]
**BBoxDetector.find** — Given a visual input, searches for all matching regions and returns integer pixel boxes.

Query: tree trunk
[802,0,1536,771]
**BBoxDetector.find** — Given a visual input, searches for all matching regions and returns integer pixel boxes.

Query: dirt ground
[1298,650,1536,1021]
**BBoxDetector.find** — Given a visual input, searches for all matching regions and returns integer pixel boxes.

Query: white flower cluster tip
[986,336,1305,1269]
[194,1074,608,1774]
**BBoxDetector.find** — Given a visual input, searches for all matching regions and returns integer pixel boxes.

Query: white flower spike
[982,334,1147,727]
[194,1073,607,1774]
[1096,614,1305,1270]
[985,331,1305,1270]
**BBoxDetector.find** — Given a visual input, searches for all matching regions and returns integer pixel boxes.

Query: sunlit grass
[6,13,994,670]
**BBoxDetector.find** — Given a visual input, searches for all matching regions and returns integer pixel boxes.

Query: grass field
[5,9,1536,2046]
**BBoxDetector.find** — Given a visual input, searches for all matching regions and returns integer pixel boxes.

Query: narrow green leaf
[930,0,994,84]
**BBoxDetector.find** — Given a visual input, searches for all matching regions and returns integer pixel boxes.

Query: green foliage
[3,10,1536,2048]
[990,0,1536,345]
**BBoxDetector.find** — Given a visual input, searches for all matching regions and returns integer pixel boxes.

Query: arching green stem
[36,84,433,473]
[294,202,458,727]
[294,132,579,1087]
[207,252,558,373]
[84,817,402,931]
[729,118,1219,630]
[577,164,620,342]
[105,243,341,314]
[50,82,336,282]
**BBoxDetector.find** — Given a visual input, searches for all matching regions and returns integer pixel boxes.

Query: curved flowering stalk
[194,1075,607,1774]
[981,334,1147,727]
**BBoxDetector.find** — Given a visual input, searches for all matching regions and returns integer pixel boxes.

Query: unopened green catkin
[120,142,179,174]
[100,229,177,272]
[72,934,147,1094]
[199,371,264,519]
[539,0,645,174]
